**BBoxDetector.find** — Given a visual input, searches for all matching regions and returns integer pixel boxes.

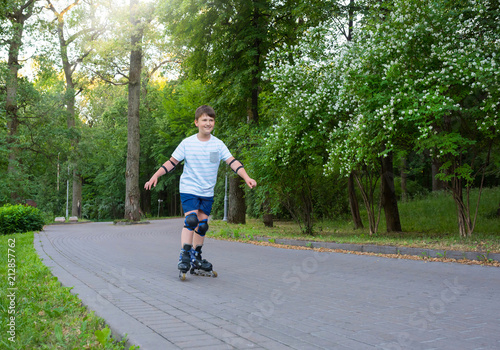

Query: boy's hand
[246,178,257,189]
[144,177,158,190]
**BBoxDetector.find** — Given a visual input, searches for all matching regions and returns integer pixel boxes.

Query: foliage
[149,79,206,178]
[78,93,129,220]
[264,0,500,236]
[1,0,499,232]
[261,24,352,233]
[158,0,339,165]
[138,78,208,216]
[160,0,271,121]
[1,63,61,203]
[82,0,172,87]
[0,51,75,216]
[0,204,45,235]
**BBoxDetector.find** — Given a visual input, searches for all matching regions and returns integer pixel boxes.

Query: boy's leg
[193,196,213,248]
[181,210,198,245]
[178,210,198,274]
[193,211,209,248]
[181,227,195,246]
[191,208,215,273]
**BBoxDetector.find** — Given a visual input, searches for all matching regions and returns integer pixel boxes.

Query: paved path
[35,220,500,350]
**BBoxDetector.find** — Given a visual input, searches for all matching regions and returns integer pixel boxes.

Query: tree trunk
[228,176,246,224]
[5,1,35,200]
[301,184,314,235]
[432,158,446,191]
[249,3,261,124]
[62,38,83,218]
[71,172,83,218]
[124,0,143,221]
[6,25,21,178]
[353,171,380,235]
[380,152,402,232]
[71,173,82,217]
[347,0,354,41]
[64,58,82,218]
[262,195,273,227]
[141,187,151,215]
[348,172,363,229]
[48,0,85,217]
[400,158,408,202]
[260,188,273,227]
[262,213,273,227]
[6,62,20,195]
[451,178,468,237]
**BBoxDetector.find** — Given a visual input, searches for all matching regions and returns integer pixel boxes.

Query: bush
[0,204,45,235]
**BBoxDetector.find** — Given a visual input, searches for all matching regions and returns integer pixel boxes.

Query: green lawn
[210,187,500,253]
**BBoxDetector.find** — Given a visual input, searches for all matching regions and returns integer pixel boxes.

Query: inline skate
[178,244,192,281]
[190,245,217,278]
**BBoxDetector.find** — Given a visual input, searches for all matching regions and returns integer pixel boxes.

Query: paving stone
[35,220,500,350]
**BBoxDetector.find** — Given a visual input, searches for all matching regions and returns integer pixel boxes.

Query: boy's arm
[144,157,179,190]
[226,157,257,189]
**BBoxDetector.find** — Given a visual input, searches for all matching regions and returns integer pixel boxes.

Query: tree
[124,0,144,221]
[3,0,37,200]
[161,0,338,225]
[145,79,211,216]
[0,48,77,211]
[261,0,375,232]
[82,0,169,221]
[340,0,364,229]
[326,0,499,236]
[17,61,73,214]
[380,151,401,231]
[263,0,494,235]
[45,0,104,218]
[330,0,402,233]
[160,0,270,224]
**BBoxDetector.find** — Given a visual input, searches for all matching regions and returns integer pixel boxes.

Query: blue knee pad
[184,213,198,231]
[196,219,209,236]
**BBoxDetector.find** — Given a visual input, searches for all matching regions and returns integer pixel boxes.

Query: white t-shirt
[172,134,232,197]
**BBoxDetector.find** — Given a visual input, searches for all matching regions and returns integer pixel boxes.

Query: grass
[0,232,136,349]
[209,187,500,253]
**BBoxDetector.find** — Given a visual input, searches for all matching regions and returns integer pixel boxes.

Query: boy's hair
[195,105,216,120]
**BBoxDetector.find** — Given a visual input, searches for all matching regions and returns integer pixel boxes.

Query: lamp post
[223,174,228,221]
[65,164,69,220]
[57,153,60,191]
[158,199,163,217]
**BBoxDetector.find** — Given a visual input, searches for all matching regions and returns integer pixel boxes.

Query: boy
[144,105,257,279]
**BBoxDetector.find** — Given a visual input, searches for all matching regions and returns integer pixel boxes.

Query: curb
[113,221,150,226]
[253,236,500,263]
[47,221,93,226]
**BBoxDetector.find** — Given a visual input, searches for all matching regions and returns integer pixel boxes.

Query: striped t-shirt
[172,134,232,197]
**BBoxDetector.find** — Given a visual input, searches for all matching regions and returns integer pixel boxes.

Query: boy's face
[195,113,215,136]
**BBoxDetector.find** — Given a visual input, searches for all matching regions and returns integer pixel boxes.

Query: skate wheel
[179,272,186,281]
[212,271,218,278]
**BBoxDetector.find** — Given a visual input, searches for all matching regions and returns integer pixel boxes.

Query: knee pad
[196,219,209,236]
[184,213,198,231]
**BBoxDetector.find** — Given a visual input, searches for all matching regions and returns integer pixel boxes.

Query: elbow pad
[229,158,244,174]
[161,160,178,174]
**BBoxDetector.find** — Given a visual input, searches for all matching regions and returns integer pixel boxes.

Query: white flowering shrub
[330,0,498,174]
[265,0,500,236]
